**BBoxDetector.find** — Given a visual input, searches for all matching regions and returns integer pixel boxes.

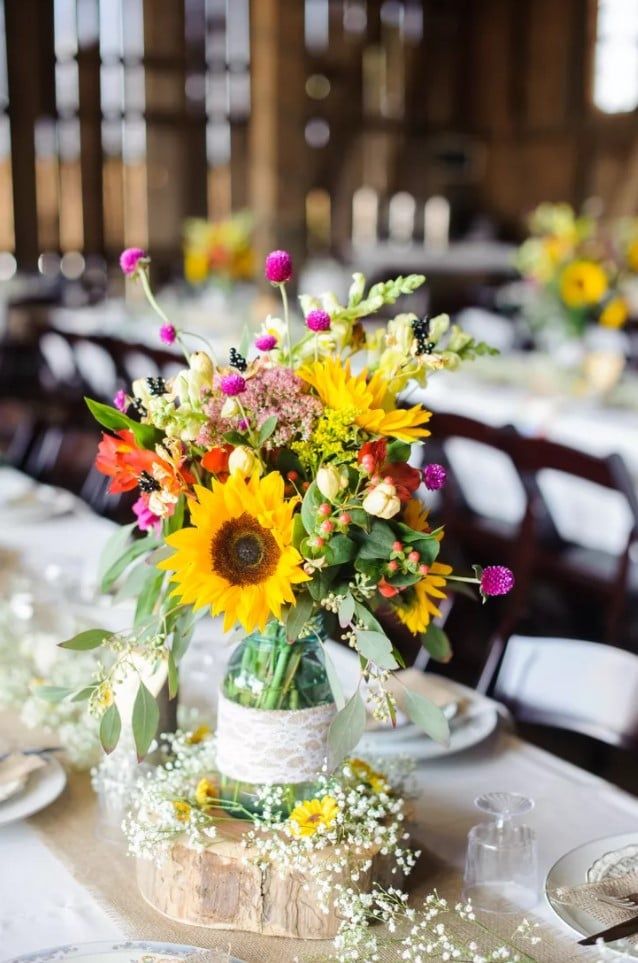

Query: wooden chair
[493,634,638,752]
[509,435,638,646]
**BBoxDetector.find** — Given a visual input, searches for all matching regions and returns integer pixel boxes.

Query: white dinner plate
[7,941,246,962]
[0,484,77,525]
[0,469,33,507]
[545,832,638,957]
[0,754,67,827]
[357,705,499,761]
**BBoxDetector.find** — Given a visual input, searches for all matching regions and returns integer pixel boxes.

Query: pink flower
[422,463,447,491]
[480,566,515,597]
[132,496,161,533]
[220,372,246,396]
[255,333,277,351]
[113,389,128,413]
[306,309,331,332]
[119,247,147,276]
[264,250,292,284]
[159,324,177,345]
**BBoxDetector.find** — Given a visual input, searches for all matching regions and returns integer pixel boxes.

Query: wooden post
[249,0,307,274]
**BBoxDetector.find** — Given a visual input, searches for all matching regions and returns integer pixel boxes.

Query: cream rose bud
[131,378,152,407]
[362,481,401,519]
[228,445,258,477]
[316,465,347,501]
[189,351,215,380]
[221,396,241,419]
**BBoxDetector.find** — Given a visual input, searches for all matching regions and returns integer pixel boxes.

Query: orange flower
[95,430,158,494]
[201,444,232,478]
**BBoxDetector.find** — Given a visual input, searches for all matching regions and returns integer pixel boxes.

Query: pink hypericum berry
[423,463,447,491]
[220,373,246,396]
[305,309,331,332]
[320,520,334,534]
[255,333,277,351]
[119,247,146,276]
[387,560,399,572]
[318,503,332,517]
[286,470,299,482]
[408,551,420,563]
[480,565,515,597]
[264,250,293,284]
[113,389,127,412]
[392,541,403,553]
[371,474,382,486]
[159,324,177,345]
[339,512,351,526]
[310,535,325,549]
[361,454,376,474]
[418,564,429,576]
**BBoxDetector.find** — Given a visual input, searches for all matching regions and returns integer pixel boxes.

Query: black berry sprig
[412,317,435,355]
[138,471,160,493]
[229,348,247,372]
[145,376,167,396]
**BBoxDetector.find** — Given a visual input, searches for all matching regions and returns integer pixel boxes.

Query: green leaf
[300,481,322,534]
[284,592,314,642]
[134,570,165,626]
[239,322,252,357]
[347,272,365,307]
[59,628,112,651]
[353,601,385,633]
[132,681,160,760]
[167,649,179,700]
[292,513,306,550]
[37,685,71,703]
[324,534,357,566]
[170,607,198,663]
[146,545,174,567]
[357,520,396,559]
[97,522,136,586]
[355,629,399,670]
[223,430,247,446]
[320,643,346,710]
[258,415,278,445]
[337,592,355,628]
[69,685,97,703]
[113,562,153,603]
[100,703,122,754]
[386,440,412,463]
[420,623,453,663]
[165,495,185,535]
[328,689,366,766]
[85,397,159,449]
[404,689,450,745]
[101,535,160,592]
[307,565,339,601]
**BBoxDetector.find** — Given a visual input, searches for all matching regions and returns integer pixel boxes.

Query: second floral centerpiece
[59,246,512,821]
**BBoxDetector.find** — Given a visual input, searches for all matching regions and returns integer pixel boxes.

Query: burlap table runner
[2,713,603,962]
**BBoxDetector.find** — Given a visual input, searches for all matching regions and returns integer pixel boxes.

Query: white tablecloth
[1,470,638,959]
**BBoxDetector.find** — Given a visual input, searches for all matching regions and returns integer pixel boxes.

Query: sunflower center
[211,512,280,586]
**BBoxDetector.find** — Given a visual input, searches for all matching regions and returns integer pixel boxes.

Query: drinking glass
[463,792,538,913]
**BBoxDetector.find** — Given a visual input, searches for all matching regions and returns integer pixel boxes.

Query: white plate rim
[6,939,223,963]
[358,705,499,760]
[545,831,638,958]
[0,754,67,827]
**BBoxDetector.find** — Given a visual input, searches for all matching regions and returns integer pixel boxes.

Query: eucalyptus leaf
[320,643,346,710]
[101,536,160,593]
[337,592,355,628]
[353,602,385,634]
[97,522,136,586]
[132,681,160,760]
[420,623,452,663]
[284,592,314,642]
[167,649,179,700]
[134,570,165,626]
[69,685,97,703]
[37,685,71,703]
[404,689,450,745]
[113,562,153,603]
[355,629,399,670]
[258,415,278,445]
[328,689,366,766]
[100,703,122,754]
[59,628,112,651]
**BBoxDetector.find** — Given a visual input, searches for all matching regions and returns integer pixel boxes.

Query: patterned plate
[8,941,245,963]
[588,843,638,882]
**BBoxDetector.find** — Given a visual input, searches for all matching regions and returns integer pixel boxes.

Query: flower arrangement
[55,244,511,812]
[182,211,255,285]
[516,202,637,340]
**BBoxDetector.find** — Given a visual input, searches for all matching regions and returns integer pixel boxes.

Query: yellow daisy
[186,724,211,745]
[599,297,628,329]
[298,357,431,443]
[560,260,608,308]
[158,472,309,632]
[195,777,218,809]
[289,795,339,837]
[627,238,638,273]
[348,758,390,795]
[394,562,452,634]
[173,801,192,822]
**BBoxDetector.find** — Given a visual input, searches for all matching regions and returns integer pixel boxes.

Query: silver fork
[597,891,638,910]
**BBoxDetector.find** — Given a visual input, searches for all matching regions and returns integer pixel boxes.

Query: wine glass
[463,792,538,914]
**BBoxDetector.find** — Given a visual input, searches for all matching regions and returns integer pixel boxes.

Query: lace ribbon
[216,692,336,784]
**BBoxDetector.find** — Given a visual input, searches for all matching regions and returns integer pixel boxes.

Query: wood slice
[137,814,402,939]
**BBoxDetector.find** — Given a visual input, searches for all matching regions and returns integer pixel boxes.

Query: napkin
[550,871,638,946]
[0,752,45,802]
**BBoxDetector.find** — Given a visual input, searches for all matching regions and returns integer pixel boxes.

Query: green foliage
[420,623,452,663]
[356,520,396,559]
[284,591,314,642]
[356,629,399,670]
[404,689,450,745]
[132,681,160,760]
[258,415,278,445]
[37,685,71,703]
[337,592,355,628]
[100,703,122,754]
[85,397,159,449]
[300,480,323,534]
[328,689,366,766]
[59,629,112,651]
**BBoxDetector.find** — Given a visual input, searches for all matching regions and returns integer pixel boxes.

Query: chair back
[494,634,638,751]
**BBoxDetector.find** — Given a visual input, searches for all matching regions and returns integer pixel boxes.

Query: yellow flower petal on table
[559,260,608,308]
[289,795,339,837]
[394,562,453,634]
[599,297,628,329]
[173,801,191,822]
[195,777,218,809]
[298,357,431,443]
[157,472,309,633]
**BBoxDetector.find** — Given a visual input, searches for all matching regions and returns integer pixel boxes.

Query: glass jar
[218,617,335,817]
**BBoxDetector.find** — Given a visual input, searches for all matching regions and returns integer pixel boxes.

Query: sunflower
[393,562,452,634]
[195,777,218,809]
[298,357,431,443]
[559,260,608,308]
[289,795,339,837]
[158,471,309,632]
[599,297,628,329]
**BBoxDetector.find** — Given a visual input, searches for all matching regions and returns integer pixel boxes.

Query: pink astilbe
[199,366,322,450]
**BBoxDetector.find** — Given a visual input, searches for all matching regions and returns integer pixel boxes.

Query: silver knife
[579,913,638,946]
